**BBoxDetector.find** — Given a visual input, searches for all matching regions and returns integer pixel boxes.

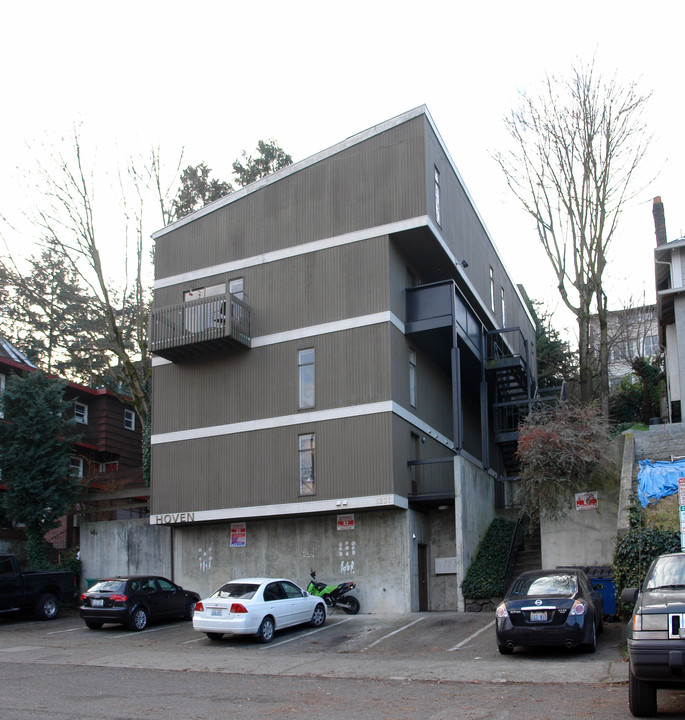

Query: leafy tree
[171,163,232,220]
[0,372,81,568]
[520,290,576,390]
[497,60,651,415]
[516,403,617,522]
[0,238,110,383]
[232,139,292,187]
[609,376,643,426]
[631,355,664,423]
[172,140,293,220]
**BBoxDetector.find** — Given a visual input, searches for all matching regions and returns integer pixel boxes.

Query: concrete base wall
[80,519,172,590]
[79,460,496,612]
[541,483,620,569]
[171,510,413,613]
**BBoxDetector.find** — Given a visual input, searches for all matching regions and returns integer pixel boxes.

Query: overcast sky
[2,0,684,338]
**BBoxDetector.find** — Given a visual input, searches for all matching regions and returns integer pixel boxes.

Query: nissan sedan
[495,568,603,654]
[192,577,327,643]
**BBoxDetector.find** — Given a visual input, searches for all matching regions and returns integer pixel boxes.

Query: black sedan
[79,575,200,631]
[495,568,603,654]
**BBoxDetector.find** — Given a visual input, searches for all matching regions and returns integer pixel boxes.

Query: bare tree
[496,60,651,415]
[10,130,183,427]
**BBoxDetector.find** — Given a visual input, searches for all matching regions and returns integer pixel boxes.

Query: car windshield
[211,583,259,599]
[509,573,577,597]
[88,579,126,594]
[645,556,685,590]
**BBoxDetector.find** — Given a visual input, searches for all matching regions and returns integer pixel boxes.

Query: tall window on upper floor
[298,349,315,409]
[0,373,5,419]
[489,267,495,312]
[183,282,226,333]
[74,401,88,424]
[69,456,84,478]
[409,349,417,408]
[434,167,441,226]
[299,433,315,496]
[501,287,506,327]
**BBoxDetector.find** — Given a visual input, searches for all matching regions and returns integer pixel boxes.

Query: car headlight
[496,603,508,618]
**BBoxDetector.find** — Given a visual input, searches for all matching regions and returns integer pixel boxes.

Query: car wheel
[341,596,360,615]
[85,620,103,630]
[129,607,149,631]
[629,667,657,717]
[206,632,223,641]
[184,600,197,620]
[581,618,597,653]
[34,593,60,621]
[257,616,275,643]
[498,643,513,655]
[309,603,326,627]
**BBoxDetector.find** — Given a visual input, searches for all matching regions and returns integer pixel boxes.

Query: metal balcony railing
[407,457,455,498]
[149,293,251,360]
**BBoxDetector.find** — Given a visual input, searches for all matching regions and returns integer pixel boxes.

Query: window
[74,402,88,424]
[409,349,417,408]
[489,267,495,312]
[229,278,244,300]
[0,373,5,419]
[124,408,136,431]
[183,283,226,333]
[100,461,119,473]
[500,287,506,327]
[434,167,441,226]
[298,349,315,409]
[299,433,315,496]
[69,457,84,478]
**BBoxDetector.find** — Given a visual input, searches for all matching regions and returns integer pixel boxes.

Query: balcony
[150,293,251,362]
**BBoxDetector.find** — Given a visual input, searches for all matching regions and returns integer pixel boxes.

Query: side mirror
[620,588,639,604]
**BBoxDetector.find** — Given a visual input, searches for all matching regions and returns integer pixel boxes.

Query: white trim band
[151,400,454,451]
[150,493,409,525]
[154,215,430,290]
[152,312,405,367]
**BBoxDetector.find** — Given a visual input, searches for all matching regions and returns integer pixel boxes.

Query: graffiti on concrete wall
[339,539,356,574]
[198,544,214,572]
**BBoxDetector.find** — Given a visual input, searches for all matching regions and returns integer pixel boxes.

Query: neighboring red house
[0,335,146,551]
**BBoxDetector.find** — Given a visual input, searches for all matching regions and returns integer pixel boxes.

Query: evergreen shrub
[461,517,516,599]
[613,527,680,619]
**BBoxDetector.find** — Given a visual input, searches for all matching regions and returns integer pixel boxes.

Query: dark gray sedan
[79,575,200,631]
[495,568,603,654]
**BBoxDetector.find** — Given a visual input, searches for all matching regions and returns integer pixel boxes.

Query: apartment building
[149,107,536,612]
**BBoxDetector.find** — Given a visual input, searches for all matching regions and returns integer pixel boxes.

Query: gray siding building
[149,107,536,612]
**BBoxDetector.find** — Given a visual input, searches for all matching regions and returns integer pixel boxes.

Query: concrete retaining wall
[633,422,685,461]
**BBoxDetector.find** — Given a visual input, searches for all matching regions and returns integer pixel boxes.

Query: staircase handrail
[503,514,530,589]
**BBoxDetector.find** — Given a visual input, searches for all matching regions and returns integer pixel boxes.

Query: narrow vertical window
[124,408,136,431]
[409,349,417,408]
[0,373,5,419]
[69,457,84,478]
[74,401,88,424]
[299,433,315,496]
[434,167,441,226]
[298,348,315,409]
[489,267,495,312]
[500,287,506,327]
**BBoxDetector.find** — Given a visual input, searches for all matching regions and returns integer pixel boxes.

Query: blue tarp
[637,459,685,507]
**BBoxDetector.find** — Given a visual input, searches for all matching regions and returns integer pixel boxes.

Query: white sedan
[192,577,327,643]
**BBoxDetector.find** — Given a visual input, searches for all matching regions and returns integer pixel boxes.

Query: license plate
[92,598,104,607]
[530,611,547,622]
[211,609,223,617]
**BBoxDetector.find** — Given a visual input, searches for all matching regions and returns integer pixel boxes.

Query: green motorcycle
[307,570,360,614]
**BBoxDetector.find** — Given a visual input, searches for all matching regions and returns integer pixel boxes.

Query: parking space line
[111,625,178,640]
[261,617,354,648]
[447,619,495,651]
[360,617,426,652]
[46,627,83,635]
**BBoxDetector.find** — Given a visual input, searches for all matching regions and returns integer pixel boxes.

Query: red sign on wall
[337,514,355,531]
[575,492,598,511]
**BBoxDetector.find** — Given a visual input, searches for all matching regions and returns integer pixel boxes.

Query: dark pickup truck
[0,553,77,620]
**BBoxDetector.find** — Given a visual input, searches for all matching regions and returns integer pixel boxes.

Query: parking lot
[0,607,628,685]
